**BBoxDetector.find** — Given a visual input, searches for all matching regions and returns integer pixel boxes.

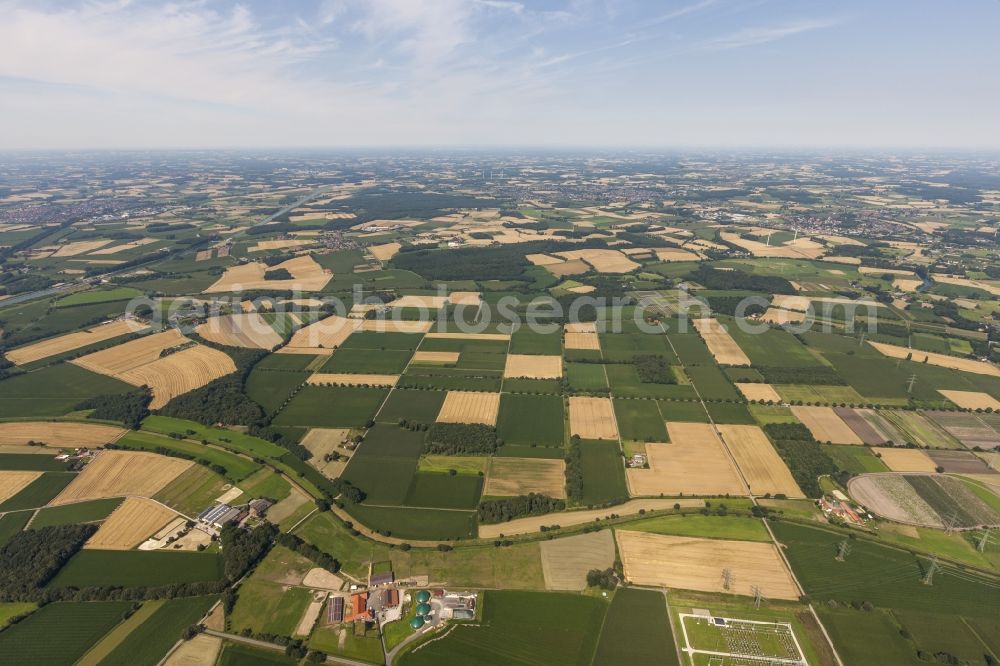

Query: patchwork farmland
[3,151,1000,666]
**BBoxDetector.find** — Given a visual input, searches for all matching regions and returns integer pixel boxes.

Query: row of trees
[425,423,500,455]
[477,494,566,524]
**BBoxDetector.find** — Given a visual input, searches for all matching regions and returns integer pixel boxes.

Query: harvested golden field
[369,242,401,261]
[790,406,863,445]
[893,278,924,292]
[564,332,600,350]
[933,276,1000,298]
[770,295,811,312]
[249,239,314,252]
[388,295,448,309]
[719,231,825,260]
[436,391,501,425]
[568,396,618,440]
[163,634,222,666]
[565,322,597,333]
[616,531,799,599]
[196,313,283,349]
[626,425,745,496]
[654,248,702,262]
[411,351,459,364]
[359,319,432,334]
[448,291,482,306]
[869,341,1000,377]
[477,498,704,538]
[735,383,782,402]
[73,329,188,376]
[553,249,639,273]
[51,450,192,505]
[307,373,398,387]
[718,425,803,497]
[692,318,751,366]
[0,421,126,447]
[51,239,113,257]
[84,497,178,550]
[526,253,564,266]
[540,530,615,591]
[484,458,567,498]
[280,315,361,354]
[545,259,590,277]
[118,345,237,409]
[0,471,42,503]
[424,332,510,341]
[504,354,562,379]
[871,447,938,473]
[6,319,147,365]
[267,487,311,524]
[938,390,1000,410]
[204,255,331,293]
[759,308,806,325]
[859,267,917,277]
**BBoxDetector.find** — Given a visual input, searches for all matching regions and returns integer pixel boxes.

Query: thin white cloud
[697,17,843,51]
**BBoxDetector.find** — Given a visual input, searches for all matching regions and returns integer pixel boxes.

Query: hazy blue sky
[2,0,998,149]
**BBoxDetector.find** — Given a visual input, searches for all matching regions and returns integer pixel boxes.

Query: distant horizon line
[2,145,1000,156]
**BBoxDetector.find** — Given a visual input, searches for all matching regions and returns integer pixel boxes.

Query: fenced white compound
[678,613,808,666]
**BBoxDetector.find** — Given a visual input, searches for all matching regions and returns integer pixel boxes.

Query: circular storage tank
[415,590,431,604]
[416,603,431,616]
[410,616,425,630]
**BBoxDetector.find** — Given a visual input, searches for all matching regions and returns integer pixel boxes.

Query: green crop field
[599,332,676,363]
[685,365,740,401]
[0,603,35,629]
[341,425,424,505]
[605,363,690,399]
[724,321,818,367]
[273,385,389,428]
[342,331,425,351]
[771,521,1000,616]
[0,452,72,471]
[628,514,770,542]
[54,287,143,307]
[99,596,217,666]
[613,398,667,442]
[30,497,123,528]
[117,430,261,482]
[502,377,561,394]
[230,580,313,636]
[245,368,309,414]
[705,401,755,424]
[579,440,627,505]
[346,504,477,540]
[658,400,708,423]
[510,328,561,355]
[143,416,288,460]
[0,472,75,511]
[48,550,224,588]
[880,410,961,449]
[815,607,921,666]
[376,389,446,423]
[0,601,132,664]
[153,464,227,517]
[399,591,607,666]
[893,609,996,666]
[750,404,799,425]
[667,332,715,365]
[308,624,385,664]
[253,353,319,371]
[593,588,678,665]
[497,393,564,446]
[820,445,888,474]
[0,363,135,418]
[0,511,31,547]
[774,384,867,404]
[404,472,483,509]
[566,362,608,391]
[218,642,297,666]
[319,347,413,374]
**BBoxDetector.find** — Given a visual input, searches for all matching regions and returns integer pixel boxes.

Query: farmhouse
[198,503,246,528]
